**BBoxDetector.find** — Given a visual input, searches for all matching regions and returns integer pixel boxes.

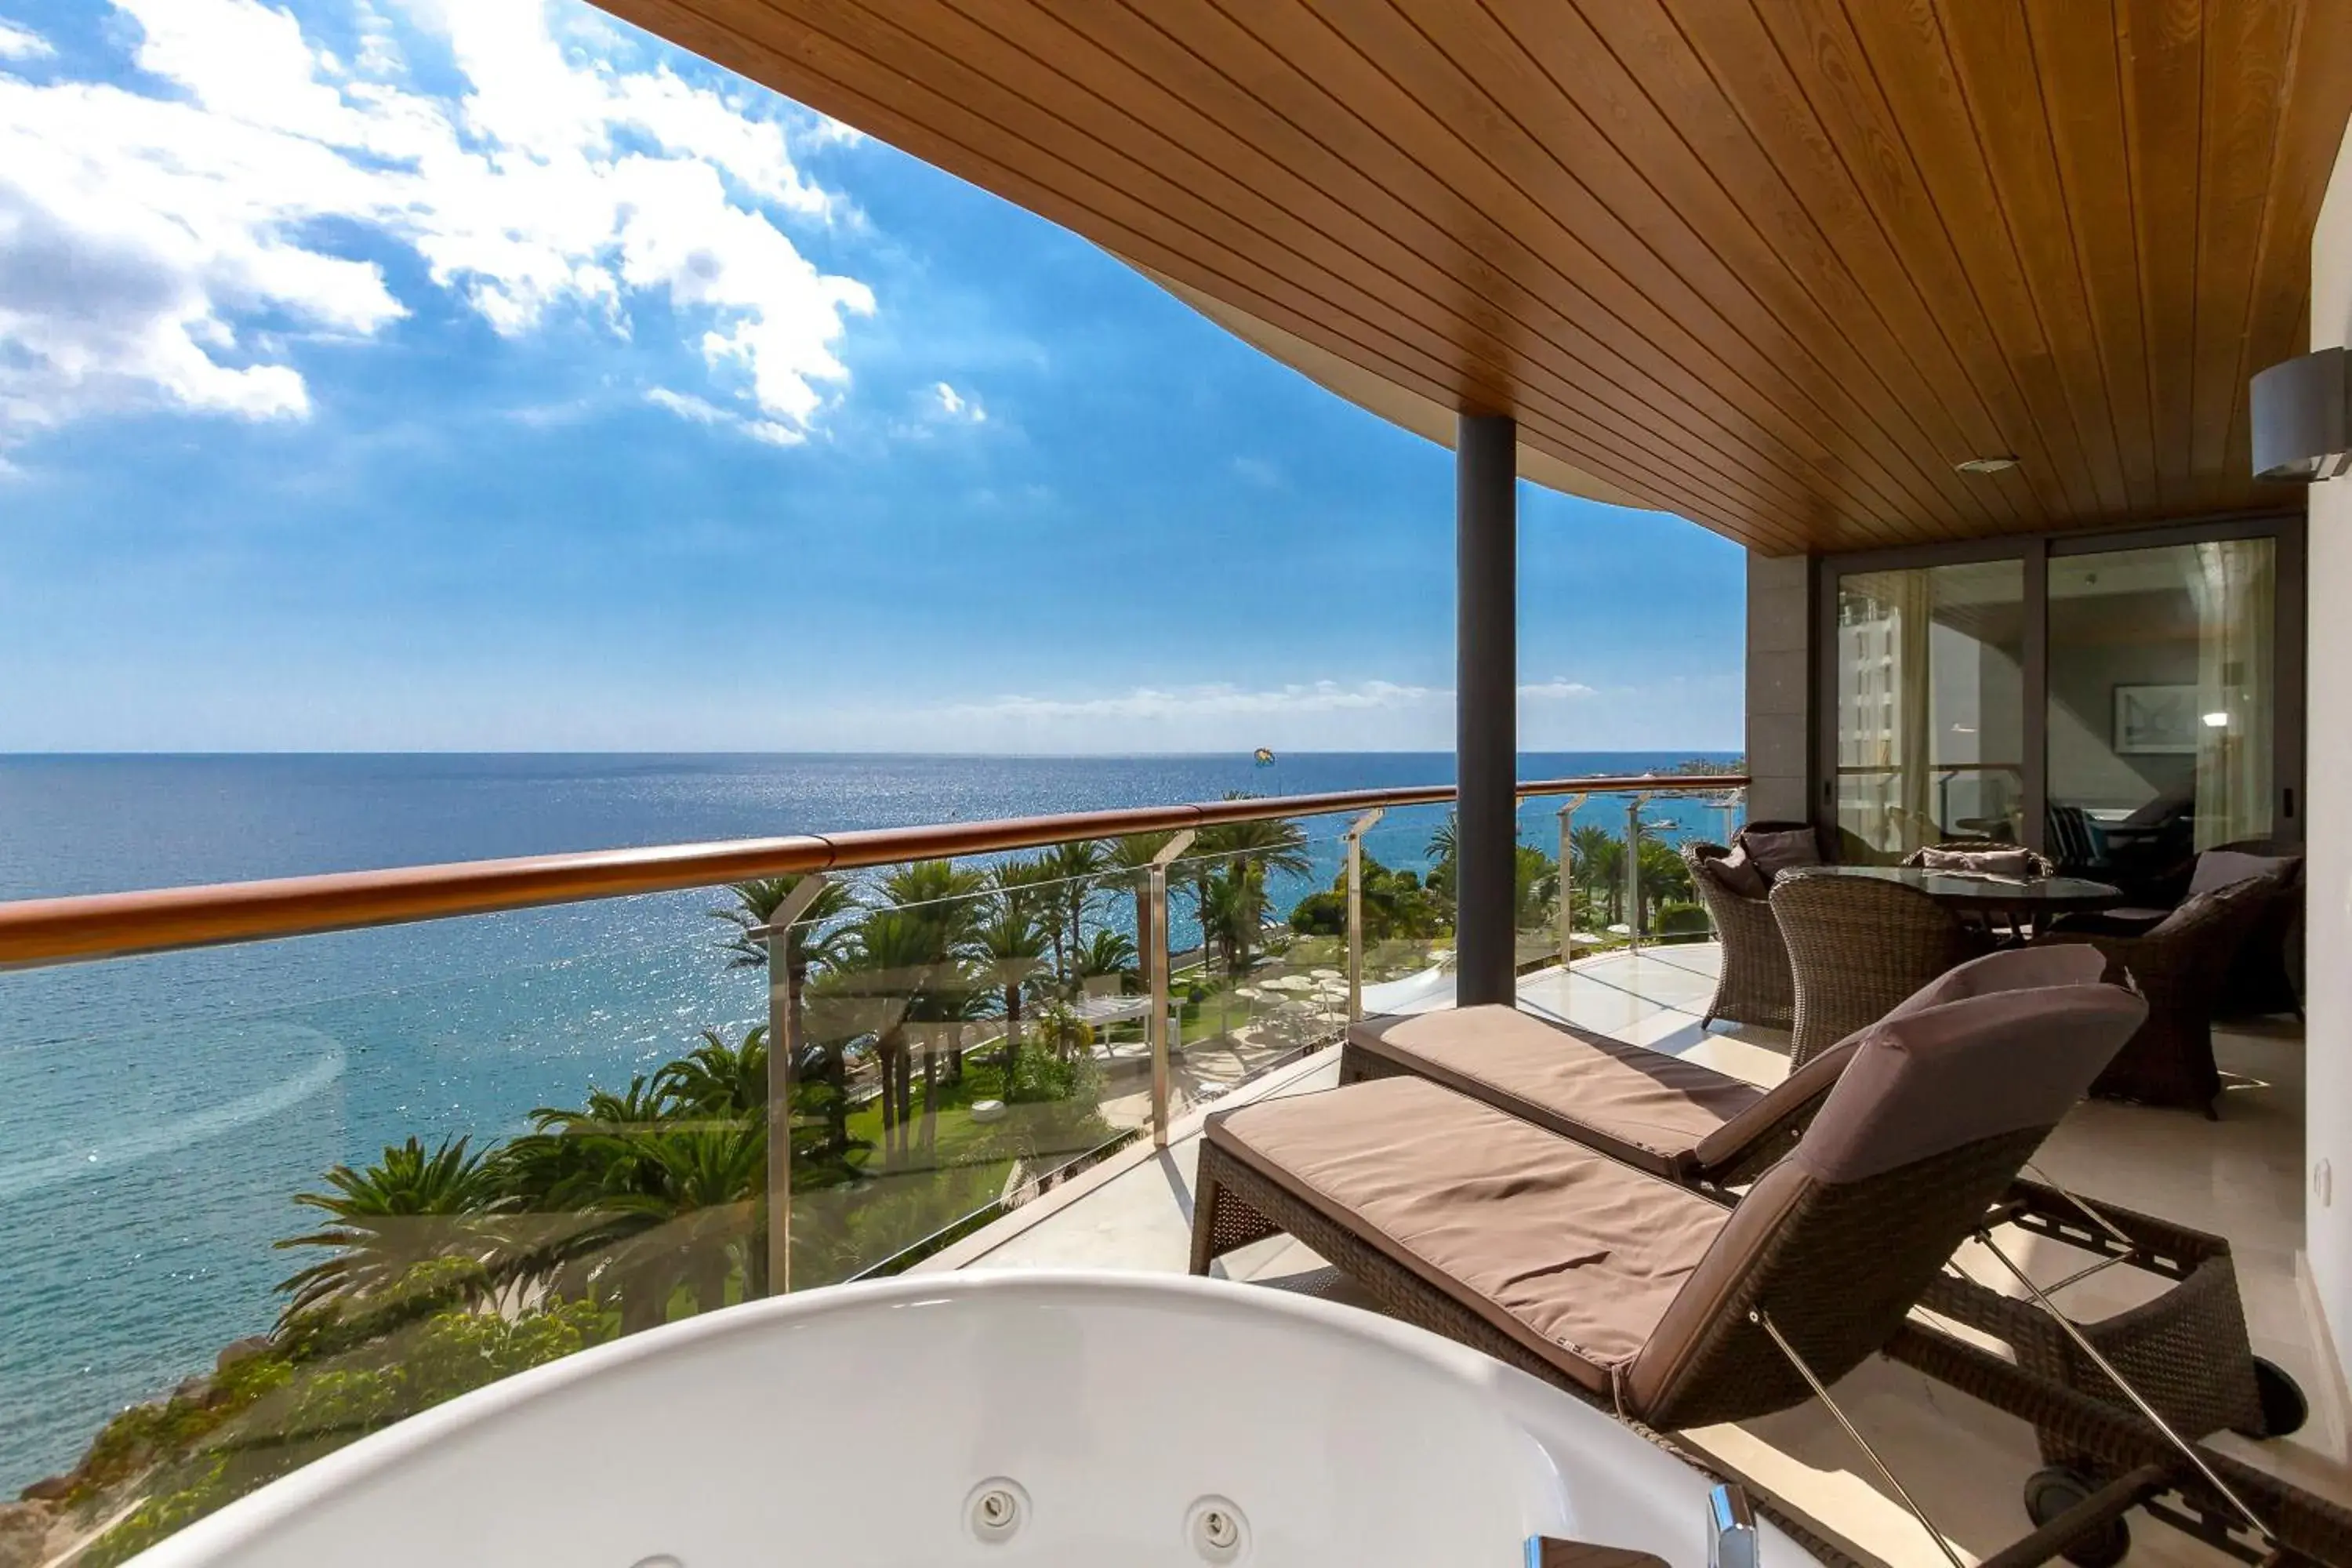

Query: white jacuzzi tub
[130,1272,1799,1566]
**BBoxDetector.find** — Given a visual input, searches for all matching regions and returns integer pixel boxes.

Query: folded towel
[1917,847,2034,878]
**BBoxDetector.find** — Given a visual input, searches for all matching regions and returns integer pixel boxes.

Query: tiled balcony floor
[916,942,2346,1566]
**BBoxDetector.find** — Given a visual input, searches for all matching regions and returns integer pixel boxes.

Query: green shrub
[1653,900,1711,936]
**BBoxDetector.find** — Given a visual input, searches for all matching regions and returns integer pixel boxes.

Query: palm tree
[831,906,942,1163]
[1079,927,1138,991]
[531,1122,766,1332]
[1036,838,1109,992]
[1425,811,1459,899]
[655,1026,767,1123]
[1102,831,1175,987]
[876,860,988,931]
[1512,843,1561,932]
[1198,864,1258,978]
[970,879,1049,1099]
[913,981,991,1153]
[1570,823,1625,926]
[710,876,855,1074]
[877,859,988,1082]
[1196,805,1312,880]
[1196,808,1308,968]
[1635,835,1694,932]
[796,971,877,1170]
[274,1137,506,1323]
[710,874,856,969]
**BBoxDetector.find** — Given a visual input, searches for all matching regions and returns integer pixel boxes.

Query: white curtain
[2188,539,2275,848]
[1840,571,1933,855]
[1894,573,1933,848]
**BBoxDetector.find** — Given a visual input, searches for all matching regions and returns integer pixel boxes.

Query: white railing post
[1146,830,1196,1149]
[1343,808,1385,1022]
[1624,794,1650,954]
[1555,793,1586,969]
[758,873,832,1298]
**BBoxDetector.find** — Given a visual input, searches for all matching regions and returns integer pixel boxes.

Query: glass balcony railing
[0,771,1745,1565]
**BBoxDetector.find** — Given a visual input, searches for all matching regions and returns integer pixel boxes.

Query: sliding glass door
[2046,538,2278,878]
[1830,560,2024,859]
[1818,519,2300,880]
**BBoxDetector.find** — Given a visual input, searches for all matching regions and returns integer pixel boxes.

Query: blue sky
[0,0,1745,753]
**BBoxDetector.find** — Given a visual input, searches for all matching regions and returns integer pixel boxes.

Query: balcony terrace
[924,940,2337,1566]
[0,772,2339,1566]
[5,0,2351,1563]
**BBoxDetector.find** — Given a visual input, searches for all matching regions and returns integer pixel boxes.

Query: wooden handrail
[0,773,1747,971]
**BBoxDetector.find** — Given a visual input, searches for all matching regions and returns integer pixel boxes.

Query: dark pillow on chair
[1702,844,1769,900]
[1741,827,1822,881]
[2187,848,2298,898]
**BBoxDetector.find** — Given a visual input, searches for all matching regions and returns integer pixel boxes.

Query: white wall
[1745,553,1811,824]
[2307,113,2352,1362]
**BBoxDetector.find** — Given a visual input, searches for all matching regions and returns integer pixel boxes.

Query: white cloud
[1519,678,1598,701]
[949,680,1443,723]
[647,383,808,446]
[947,676,1595,724]
[645,386,731,424]
[0,0,873,452]
[0,20,54,60]
[913,674,1618,752]
[931,380,985,422]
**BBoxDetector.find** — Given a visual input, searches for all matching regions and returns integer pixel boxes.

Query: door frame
[1810,510,2307,855]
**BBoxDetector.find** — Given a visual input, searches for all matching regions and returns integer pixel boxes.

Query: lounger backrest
[1623,981,2145,1428]
[1688,945,2111,1181]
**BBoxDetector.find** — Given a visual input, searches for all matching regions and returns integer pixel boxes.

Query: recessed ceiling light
[1955,456,2020,474]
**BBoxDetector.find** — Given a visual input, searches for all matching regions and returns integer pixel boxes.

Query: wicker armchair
[1769,871,1992,1065]
[2029,873,2285,1113]
[2079,840,2307,1019]
[1682,840,1794,1030]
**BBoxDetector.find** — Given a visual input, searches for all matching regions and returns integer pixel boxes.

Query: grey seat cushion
[1207,1075,1728,1392]
[1741,827,1823,880]
[1701,844,1769,899]
[1347,1007,1764,1177]
[2188,848,2299,897]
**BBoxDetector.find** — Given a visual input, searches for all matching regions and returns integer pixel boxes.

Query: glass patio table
[1802,863,2125,935]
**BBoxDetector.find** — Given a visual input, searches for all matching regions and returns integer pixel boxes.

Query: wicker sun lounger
[1194,977,2142,1435]
[1339,946,2104,1190]
[1205,977,2350,1566]
[1337,950,2309,1544]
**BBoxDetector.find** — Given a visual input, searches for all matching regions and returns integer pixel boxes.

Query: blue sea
[0,752,1734,1487]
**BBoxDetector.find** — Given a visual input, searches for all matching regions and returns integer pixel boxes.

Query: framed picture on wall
[2113,684,2201,755]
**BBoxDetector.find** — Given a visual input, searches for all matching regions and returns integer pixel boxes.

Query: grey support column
[1455,413,1518,1007]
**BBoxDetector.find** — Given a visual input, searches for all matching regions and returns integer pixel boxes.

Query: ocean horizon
[0,750,1737,1488]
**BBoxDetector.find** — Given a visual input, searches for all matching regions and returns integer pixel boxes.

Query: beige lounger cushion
[1206,1075,1729,1392]
[1347,1006,1764,1178]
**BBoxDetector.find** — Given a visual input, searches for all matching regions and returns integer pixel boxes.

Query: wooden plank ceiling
[596,0,2352,555]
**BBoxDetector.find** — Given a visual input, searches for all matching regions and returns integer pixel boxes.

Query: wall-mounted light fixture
[2251,347,2350,481]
